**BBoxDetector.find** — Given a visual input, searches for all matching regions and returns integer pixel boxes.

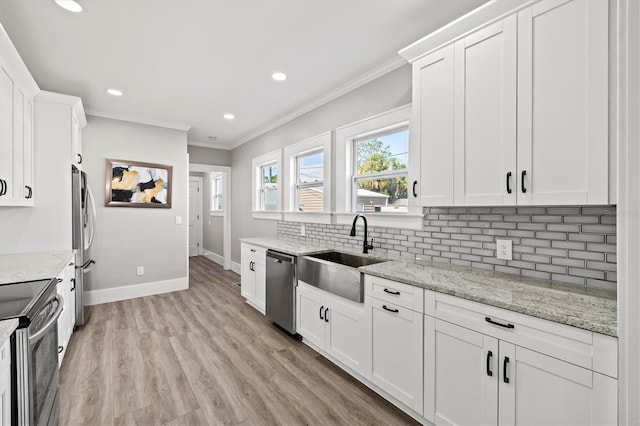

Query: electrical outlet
[137,266,144,276]
[175,216,182,225]
[300,224,306,236]
[496,239,513,261]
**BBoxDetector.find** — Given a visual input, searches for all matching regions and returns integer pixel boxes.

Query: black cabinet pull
[383,288,400,295]
[521,170,527,193]
[412,180,418,197]
[485,317,514,329]
[0,179,5,196]
[58,345,64,354]
[506,172,512,194]
[77,153,83,164]
[56,278,63,283]
[249,261,254,271]
[71,278,76,291]
[319,305,324,320]
[382,305,399,313]
[25,185,32,199]
[324,307,329,322]
[486,351,493,377]
[250,249,256,252]
[503,356,510,383]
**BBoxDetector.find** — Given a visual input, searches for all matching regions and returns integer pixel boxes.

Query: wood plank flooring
[59,256,418,425]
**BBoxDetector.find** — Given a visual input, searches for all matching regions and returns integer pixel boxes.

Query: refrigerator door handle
[83,260,96,273]
[85,185,97,250]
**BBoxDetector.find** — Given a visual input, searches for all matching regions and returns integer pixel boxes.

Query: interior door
[188,177,202,257]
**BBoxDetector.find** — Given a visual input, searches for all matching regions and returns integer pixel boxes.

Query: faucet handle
[366,238,374,250]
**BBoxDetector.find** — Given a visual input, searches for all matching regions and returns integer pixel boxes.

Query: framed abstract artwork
[105,159,173,208]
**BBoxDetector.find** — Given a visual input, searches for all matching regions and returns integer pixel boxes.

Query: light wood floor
[59,256,418,425]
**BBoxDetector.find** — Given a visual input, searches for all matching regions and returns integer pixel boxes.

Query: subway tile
[482,257,508,266]
[522,269,551,280]
[459,214,480,221]
[535,247,568,257]
[536,263,567,274]
[483,228,509,236]
[568,233,605,243]
[471,262,495,271]
[520,238,551,247]
[424,249,442,257]
[535,231,567,240]
[517,223,547,231]
[471,248,495,257]
[491,207,517,214]
[471,235,498,243]
[451,246,472,254]
[448,207,469,214]
[606,272,617,282]
[408,247,423,255]
[430,220,450,226]
[401,229,415,236]
[568,251,606,261]
[451,234,472,241]
[586,243,616,253]
[586,261,617,272]
[532,215,563,223]
[441,239,461,246]
[461,254,484,262]
[547,207,581,215]
[546,224,581,233]
[491,222,517,230]
[513,245,536,254]
[448,221,468,227]
[423,226,442,232]
[601,215,617,225]
[468,207,492,214]
[607,235,617,244]
[480,214,504,221]
[461,227,483,235]
[433,257,452,265]
[568,268,605,279]
[461,240,484,249]
[582,224,617,234]
[393,245,408,252]
[503,215,531,223]
[441,252,461,259]
[586,278,616,290]
[495,265,521,275]
[508,230,536,238]
[581,206,615,215]
[551,274,585,286]
[438,214,459,220]
[441,227,462,233]
[423,238,441,245]
[506,260,536,270]
[392,234,408,241]
[451,259,472,268]
[563,215,599,224]
[517,207,546,215]
[468,221,491,228]
[521,253,551,264]
[428,207,450,214]
[483,242,497,250]
[433,244,452,251]
[432,232,451,239]
[607,253,617,263]
[415,243,433,250]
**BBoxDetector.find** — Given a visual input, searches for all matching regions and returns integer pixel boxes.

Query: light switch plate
[175,216,182,225]
[496,239,513,260]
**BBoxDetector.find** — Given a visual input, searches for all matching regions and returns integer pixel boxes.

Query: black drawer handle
[485,317,514,329]
[0,179,6,196]
[412,180,418,197]
[382,305,399,313]
[70,278,76,291]
[58,345,64,354]
[521,170,527,193]
[503,356,510,383]
[506,172,512,194]
[319,305,324,320]
[25,185,33,199]
[324,307,329,323]
[250,249,256,252]
[77,153,83,164]
[383,288,400,295]
[486,351,493,377]
[56,278,63,283]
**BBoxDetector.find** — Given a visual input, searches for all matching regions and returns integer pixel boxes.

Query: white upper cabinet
[401,0,611,207]
[0,24,39,207]
[517,0,609,205]
[410,45,455,206]
[454,16,517,206]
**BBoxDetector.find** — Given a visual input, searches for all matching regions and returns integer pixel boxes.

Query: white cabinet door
[22,98,33,204]
[371,298,423,414]
[499,341,617,426]
[425,317,498,426]
[71,112,82,169]
[517,0,609,205]
[0,62,14,204]
[296,284,326,349]
[0,339,10,426]
[253,256,266,313]
[454,16,517,206]
[410,45,455,206]
[324,294,368,377]
[57,278,68,365]
[67,263,76,338]
[12,85,24,203]
[240,251,255,302]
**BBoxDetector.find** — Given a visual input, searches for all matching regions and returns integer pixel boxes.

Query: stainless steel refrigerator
[72,165,96,326]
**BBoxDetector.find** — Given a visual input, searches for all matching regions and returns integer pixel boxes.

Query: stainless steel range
[0,278,62,425]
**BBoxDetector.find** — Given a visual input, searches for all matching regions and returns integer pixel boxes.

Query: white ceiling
[0,0,486,149]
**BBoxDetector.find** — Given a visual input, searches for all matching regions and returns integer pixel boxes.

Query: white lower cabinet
[0,338,11,426]
[425,291,618,426]
[240,243,266,314]
[56,259,76,366]
[296,281,369,377]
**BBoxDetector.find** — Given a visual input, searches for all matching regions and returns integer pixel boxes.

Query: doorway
[188,176,203,257]
[188,163,232,270]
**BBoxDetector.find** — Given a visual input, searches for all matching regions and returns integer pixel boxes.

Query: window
[252,149,282,218]
[211,174,223,211]
[295,150,323,212]
[353,127,409,213]
[260,162,278,211]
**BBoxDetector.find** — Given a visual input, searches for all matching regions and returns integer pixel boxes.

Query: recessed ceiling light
[54,0,83,13]
[272,72,287,81]
[223,113,235,120]
[208,136,217,141]
[106,89,123,96]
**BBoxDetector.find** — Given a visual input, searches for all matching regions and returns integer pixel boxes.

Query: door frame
[188,175,203,256]
[189,163,232,270]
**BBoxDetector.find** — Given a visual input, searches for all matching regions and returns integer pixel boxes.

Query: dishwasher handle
[266,250,295,264]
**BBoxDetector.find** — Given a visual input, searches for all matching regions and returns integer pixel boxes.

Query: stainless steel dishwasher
[265,250,297,335]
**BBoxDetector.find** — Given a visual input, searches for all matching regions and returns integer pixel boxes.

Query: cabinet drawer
[434,293,617,378]
[242,243,266,259]
[366,275,424,313]
[0,338,9,373]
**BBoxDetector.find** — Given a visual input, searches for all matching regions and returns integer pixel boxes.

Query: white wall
[82,116,189,298]
[229,64,412,263]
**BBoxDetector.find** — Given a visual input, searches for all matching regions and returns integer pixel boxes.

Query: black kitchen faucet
[350,214,374,254]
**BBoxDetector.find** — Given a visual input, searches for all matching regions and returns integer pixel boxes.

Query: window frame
[335,104,422,229]
[210,173,224,214]
[283,131,332,223]
[251,149,283,220]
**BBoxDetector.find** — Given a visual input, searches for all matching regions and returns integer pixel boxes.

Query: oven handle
[29,294,64,344]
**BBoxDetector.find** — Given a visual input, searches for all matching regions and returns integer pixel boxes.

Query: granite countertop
[0,250,76,285]
[0,319,18,345]
[241,237,618,337]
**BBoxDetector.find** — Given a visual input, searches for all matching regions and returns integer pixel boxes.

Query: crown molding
[36,90,87,127]
[85,109,191,131]
[187,140,232,150]
[229,55,407,150]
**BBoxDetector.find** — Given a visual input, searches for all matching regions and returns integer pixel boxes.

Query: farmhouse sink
[297,251,386,302]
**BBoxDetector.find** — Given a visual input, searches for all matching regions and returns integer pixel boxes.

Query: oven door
[26,293,63,426]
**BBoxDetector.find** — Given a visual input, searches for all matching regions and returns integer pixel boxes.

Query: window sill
[252,211,283,220]
[333,212,423,230]
[209,210,224,217]
[283,212,332,224]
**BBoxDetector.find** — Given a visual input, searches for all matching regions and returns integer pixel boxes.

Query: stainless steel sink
[297,251,386,302]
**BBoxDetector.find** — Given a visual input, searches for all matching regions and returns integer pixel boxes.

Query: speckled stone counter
[0,250,76,285]
[361,260,617,337]
[0,319,18,344]
[242,237,617,337]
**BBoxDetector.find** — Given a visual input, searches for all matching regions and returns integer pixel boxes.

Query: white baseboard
[203,250,224,266]
[231,261,241,275]
[84,276,189,305]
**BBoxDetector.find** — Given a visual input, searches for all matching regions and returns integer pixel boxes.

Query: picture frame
[105,159,173,208]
